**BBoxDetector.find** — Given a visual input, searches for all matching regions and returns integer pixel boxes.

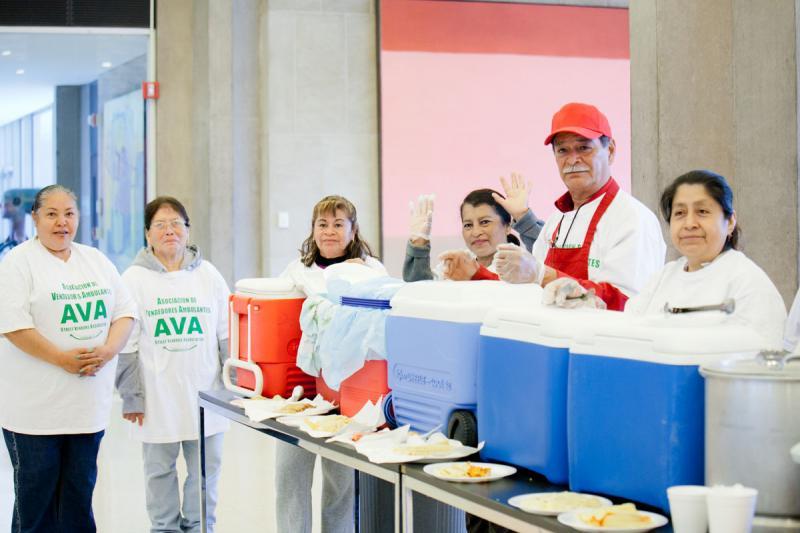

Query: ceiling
[0,29,149,126]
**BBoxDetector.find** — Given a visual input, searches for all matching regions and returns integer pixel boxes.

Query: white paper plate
[423,462,516,483]
[271,403,335,418]
[508,492,613,516]
[557,509,668,532]
[275,416,305,427]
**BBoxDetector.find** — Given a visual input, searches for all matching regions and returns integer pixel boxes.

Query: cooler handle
[222,358,264,398]
[228,300,255,364]
[223,300,263,397]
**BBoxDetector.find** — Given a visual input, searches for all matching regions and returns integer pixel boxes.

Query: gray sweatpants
[275,440,355,533]
[142,433,224,533]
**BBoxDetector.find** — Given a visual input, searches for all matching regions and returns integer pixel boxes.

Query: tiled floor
[0,395,327,533]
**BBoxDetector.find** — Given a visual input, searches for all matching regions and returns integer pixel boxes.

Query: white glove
[542,278,607,310]
[409,194,435,241]
[438,249,478,281]
[495,243,542,284]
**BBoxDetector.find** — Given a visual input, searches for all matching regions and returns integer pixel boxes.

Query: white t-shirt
[626,250,787,349]
[0,239,137,434]
[532,186,666,298]
[280,256,388,295]
[121,261,230,442]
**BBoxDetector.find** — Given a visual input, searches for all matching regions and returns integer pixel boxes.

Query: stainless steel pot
[700,351,800,517]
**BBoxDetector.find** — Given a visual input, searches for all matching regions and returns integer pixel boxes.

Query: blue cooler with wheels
[568,313,764,511]
[386,280,541,442]
[478,306,607,484]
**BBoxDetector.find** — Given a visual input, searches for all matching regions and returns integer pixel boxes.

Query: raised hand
[493,172,531,221]
[409,194,435,244]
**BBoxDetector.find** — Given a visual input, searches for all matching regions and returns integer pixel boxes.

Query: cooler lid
[389,280,543,323]
[481,306,604,347]
[569,313,766,365]
[234,278,305,299]
[700,351,800,380]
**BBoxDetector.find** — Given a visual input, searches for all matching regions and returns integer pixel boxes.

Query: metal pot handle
[784,353,800,365]
[757,350,800,369]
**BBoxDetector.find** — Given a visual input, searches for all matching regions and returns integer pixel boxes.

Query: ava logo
[154,316,204,337]
[60,300,107,324]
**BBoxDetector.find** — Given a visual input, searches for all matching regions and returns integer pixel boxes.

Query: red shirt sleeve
[471,265,500,281]
[550,269,629,311]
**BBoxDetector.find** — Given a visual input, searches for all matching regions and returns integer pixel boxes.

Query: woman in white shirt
[0,185,137,533]
[278,195,386,533]
[115,196,230,533]
[626,170,786,347]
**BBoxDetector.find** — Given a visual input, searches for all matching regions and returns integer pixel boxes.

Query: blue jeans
[142,433,224,533]
[2,429,104,533]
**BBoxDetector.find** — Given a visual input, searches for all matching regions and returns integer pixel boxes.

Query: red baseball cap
[544,102,612,145]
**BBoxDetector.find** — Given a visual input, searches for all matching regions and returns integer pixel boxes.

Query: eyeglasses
[150,219,188,231]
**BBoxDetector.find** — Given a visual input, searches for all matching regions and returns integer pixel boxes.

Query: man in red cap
[492,102,665,311]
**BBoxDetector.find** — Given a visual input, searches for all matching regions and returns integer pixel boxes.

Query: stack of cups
[667,484,758,533]
[667,486,710,533]
[706,485,758,533]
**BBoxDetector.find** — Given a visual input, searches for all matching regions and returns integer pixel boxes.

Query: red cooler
[223,278,316,398]
[339,359,390,417]
[315,376,341,405]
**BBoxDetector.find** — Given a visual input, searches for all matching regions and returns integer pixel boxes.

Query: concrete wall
[156,0,263,284]
[156,0,378,283]
[264,0,380,275]
[630,0,799,304]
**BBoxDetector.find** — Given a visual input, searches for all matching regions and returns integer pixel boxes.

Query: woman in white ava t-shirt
[115,197,230,533]
[278,195,386,533]
[0,184,137,533]
[626,170,786,347]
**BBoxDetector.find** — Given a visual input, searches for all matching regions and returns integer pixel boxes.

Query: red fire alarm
[142,81,160,99]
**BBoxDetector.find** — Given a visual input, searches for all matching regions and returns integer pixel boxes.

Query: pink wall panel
[377,0,630,277]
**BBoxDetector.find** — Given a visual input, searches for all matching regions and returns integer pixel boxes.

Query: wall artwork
[100,88,145,271]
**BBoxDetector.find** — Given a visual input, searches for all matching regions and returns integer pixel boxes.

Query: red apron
[545,180,626,310]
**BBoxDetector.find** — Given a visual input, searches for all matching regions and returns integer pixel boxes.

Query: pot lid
[700,351,800,380]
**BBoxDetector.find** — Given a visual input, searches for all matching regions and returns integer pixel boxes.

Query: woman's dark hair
[300,195,375,267]
[144,196,191,231]
[660,169,739,251]
[32,184,78,212]
[460,189,520,245]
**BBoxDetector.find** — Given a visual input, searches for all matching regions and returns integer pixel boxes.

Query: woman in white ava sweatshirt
[115,196,230,533]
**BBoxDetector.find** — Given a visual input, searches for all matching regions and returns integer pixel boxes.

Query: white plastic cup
[667,485,710,533]
[706,485,758,533]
